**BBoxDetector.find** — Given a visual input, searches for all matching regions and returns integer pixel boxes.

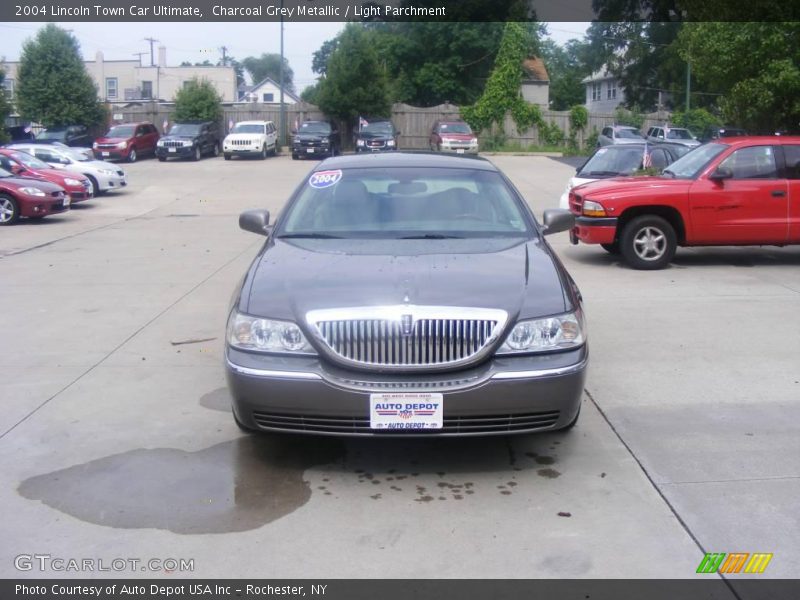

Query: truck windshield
[662,144,728,179]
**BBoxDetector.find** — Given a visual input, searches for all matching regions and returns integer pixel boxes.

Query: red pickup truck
[569,137,800,269]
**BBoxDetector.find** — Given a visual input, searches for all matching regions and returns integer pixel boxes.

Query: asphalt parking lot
[0,153,798,583]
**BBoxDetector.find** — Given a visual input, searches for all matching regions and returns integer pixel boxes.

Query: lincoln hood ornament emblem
[400,314,413,336]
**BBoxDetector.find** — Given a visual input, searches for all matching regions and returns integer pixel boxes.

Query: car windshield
[666,129,693,140]
[662,143,728,179]
[9,151,50,169]
[362,122,394,134]
[616,128,643,139]
[439,123,472,135]
[232,124,266,134]
[169,124,201,136]
[107,125,136,137]
[280,167,531,239]
[299,122,331,134]
[36,129,67,141]
[58,147,91,162]
[579,146,646,176]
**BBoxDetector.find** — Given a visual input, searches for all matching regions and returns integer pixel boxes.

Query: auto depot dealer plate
[370,393,443,430]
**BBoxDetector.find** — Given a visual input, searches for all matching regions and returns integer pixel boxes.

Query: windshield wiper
[276,233,344,239]
[581,170,622,177]
[398,233,464,239]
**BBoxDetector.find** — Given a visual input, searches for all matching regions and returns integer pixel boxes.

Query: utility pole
[144,37,159,66]
[685,61,691,111]
[219,46,228,67]
[133,52,146,67]
[279,2,286,148]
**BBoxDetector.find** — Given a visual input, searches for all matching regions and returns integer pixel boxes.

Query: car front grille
[229,139,253,146]
[367,140,385,148]
[96,144,118,150]
[163,140,184,148]
[308,306,507,371]
[252,410,561,435]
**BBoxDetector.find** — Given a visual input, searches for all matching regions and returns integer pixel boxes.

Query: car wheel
[437,143,442,152]
[620,215,677,270]
[158,156,166,162]
[128,148,137,163]
[213,143,220,157]
[260,144,267,160]
[601,242,620,254]
[269,143,277,156]
[224,153,231,161]
[193,146,202,161]
[0,194,19,225]
[85,175,98,197]
[292,153,298,160]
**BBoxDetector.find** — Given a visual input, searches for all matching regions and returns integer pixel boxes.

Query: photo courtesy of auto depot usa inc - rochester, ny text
[36,2,447,19]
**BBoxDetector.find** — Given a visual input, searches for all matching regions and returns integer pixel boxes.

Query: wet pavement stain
[199,388,232,413]
[537,468,562,479]
[18,436,345,535]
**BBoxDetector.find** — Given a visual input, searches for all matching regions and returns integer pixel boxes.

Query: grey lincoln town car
[225,153,587,436]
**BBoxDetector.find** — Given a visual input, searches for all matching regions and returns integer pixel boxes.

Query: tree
[538,38,591,111]
[173,79,222,123]
[300,83,321,105]
[15,24,104,128]
[316,25,389,126]
[678,22,800,132]
[311,39,339,78]
[241,54,294,92]
[0,68,12,143]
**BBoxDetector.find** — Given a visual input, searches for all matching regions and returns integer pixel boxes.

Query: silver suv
[597,125,644,147]
[644,126,701,148]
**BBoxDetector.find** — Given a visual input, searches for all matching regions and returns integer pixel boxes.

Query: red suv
[0,149,94,203]
[93,122,160,162]
[569,137,800,269]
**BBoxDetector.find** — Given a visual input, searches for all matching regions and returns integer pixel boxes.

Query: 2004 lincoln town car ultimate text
[225,153,587,436]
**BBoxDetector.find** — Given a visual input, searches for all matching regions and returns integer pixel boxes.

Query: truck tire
[620,215,676,270]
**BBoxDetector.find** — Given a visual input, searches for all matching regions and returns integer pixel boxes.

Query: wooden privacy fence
[113,101,670,150]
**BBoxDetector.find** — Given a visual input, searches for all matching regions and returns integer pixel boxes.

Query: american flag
[642,142,652,169]
[359,116,369,131]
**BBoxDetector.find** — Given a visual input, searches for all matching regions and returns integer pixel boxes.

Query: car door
[783,143,800,242]
[688,144,789,244]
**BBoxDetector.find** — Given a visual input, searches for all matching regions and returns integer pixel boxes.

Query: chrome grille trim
[306,305,508,371]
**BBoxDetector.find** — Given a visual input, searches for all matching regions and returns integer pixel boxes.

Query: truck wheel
[0,194,19,225]
[212,143,220,157]
[601,242,619,254]
[292,153,299,160]
[193,146,202,161]
[620,215,676,270]
[128,148,137,163]
[260,145,267,160]
[224,153,231,161]
[158,156,166,162]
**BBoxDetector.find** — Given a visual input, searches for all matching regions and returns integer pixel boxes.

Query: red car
[93,122,160,162]
[0,149,94,203]
[429,120,479,154]
[0,167,70,225]
[569,136,800,269]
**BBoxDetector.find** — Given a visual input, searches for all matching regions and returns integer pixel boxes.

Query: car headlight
[116,141,127,149]
[157,140,165,147]
[357,140,365,147]
[497,311,585,355]
[387,140,395,147]
[227,311,316,354]
[19,187,46,197]
[582,200,606,218]
[92,142,99,149]
[64,178,82,186]
[470,138,478,145]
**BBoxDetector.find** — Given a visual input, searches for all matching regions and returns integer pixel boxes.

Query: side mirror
[542,209,576,236]
[239,209,272,236]
[709,166,733,182]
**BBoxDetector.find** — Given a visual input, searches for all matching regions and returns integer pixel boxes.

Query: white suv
[223,121,278,160]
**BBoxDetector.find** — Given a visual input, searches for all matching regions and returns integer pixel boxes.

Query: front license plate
[63,195,71,207]
[168,148,176,153]
[370,393,443,430]
[102,152,110,157]
[306,148,315,153]
[456,149,465,154]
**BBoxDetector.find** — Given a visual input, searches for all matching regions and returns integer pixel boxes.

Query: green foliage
[461,22,543,134]
[300,83,321,105]
[173,79,222,123]
[538,38,591,110]
[613,106,645,129]
[479,130,508,152]
[679,22,800,132]
[16,24,104,128]
[671,108,720,135]
[539,121,564,146]
[0,69,11,144]
[242,54,295,92]
[316,25,390,125]
[569,105,588,131]
[585,127,600,150]
[311,39,339,78]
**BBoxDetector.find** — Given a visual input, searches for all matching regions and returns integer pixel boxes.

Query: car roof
[707,135,800,146]
[315,151,497,171]
[235,120,273,125]
[110,121,152,126]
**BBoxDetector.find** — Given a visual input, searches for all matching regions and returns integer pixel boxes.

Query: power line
[143,37,159,66]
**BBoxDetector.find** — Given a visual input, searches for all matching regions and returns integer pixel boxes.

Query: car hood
[440,134,475,141]
[96,137,131,144]
[294,133,330,141]
[357,132,394,140]
[242,238,568,326]
[574,176,691,199]
[0,176,64,192]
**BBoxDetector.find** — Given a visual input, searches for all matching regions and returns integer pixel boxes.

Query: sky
[0,21,589,94]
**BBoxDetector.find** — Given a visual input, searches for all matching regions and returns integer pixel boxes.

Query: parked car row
[597,124,750,149]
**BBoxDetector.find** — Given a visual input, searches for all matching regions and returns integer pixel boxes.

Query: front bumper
[19,195,70,217]
[94,171,127,192]
[293,145,330,157]
[572,216,618,245]
[156,145,195,159]
[94,148,129,161]
[224,146,264,156]
[226,345,587,437]
[355,145,396,153]
[439,145,479,154]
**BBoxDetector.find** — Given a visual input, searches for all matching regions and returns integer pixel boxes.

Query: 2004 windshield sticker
[309,170,343,189]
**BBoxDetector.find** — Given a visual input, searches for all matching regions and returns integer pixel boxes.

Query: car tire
[158,156,166,162]
[213,143,221,158]
[601,242,620,254]
[437,143,442,152]
[193,146,202,161]
[292,153,298,160]
[224,153,231,161]
[128,148,137,163]
[269,143,277,157]
[620,215,677,270]
[0,194,20,225]
[260,145,267,160]
[85,175,98,197]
